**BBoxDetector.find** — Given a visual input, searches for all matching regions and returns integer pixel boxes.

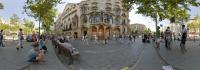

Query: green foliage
[23,0,61,32]
[0,3,3,9]
[23,27,32,34]
[23,19,35,31]
[144,28,151,34]
[41,8,57,31]
[187,15,200,31]
[10,14,20,24]
[122,0,200,21]
[10,24,20,32]
[0,24,10,30]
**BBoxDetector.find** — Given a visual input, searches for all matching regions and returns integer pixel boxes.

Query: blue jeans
[28,55,37,62]
[0,40,4,47]
[18,39,23,47]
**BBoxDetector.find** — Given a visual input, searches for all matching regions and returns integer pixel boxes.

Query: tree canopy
[187,15,200,32]
[23,0,62,33]
[23,19,35,30]
[10,14,20,24]
[122,0,200,22]
[41,8,57,31]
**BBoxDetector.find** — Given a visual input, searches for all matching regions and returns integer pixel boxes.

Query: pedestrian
[94,35,98,43]
[156,26,161,48]
[0,30,4,47]
[104,36,108,44]
[17,28,24,50]
[28,42,45,63]
[129,35,132,42]
[133,34,136,42]
[36,32,39,41]
[56,39,79,65]
[180,25,188,53]
[164,27,172,49]
[119,35,122,40]
[32,32,37,42]
[39,37,47,53]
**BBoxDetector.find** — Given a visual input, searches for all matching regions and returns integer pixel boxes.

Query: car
[26,35,33,42]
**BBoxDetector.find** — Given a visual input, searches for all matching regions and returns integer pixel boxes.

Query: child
[28,42,40,62]
[39,38,47,53]
[28,42,45,63]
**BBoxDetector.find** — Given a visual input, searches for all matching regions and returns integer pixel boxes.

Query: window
[122,19,126,25]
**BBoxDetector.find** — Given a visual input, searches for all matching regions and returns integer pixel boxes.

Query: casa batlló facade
[55,0,130,39]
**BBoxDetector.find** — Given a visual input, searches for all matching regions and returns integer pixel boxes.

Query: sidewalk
[0,40,67,70]
[58,39,146,70]
[22,40,68,70]
[158,41,200,70]
[0,42,32,70]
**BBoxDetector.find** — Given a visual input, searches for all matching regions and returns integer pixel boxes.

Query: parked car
[26,35,33,42]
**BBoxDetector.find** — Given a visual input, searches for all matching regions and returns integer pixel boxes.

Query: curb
[154,47,184,70]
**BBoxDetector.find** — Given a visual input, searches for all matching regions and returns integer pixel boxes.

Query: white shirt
[182,28,188,33]
[18,31,23,39]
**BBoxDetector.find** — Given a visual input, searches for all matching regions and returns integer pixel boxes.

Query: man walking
[164,27,172,49]
[17,28,24,50]
[156,26,161,48]
[0,30,4,47]
[180,25,188,54]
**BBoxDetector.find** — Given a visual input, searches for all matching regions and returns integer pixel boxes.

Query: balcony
[106,3,112,6]
[115,1,120,4]
[92,1,97,5]
[91,6,98,11]
[105,7,111,12]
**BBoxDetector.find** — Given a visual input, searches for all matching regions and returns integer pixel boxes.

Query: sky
[0,0,200,31]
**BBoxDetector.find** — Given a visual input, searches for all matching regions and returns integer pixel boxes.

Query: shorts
[156,38,161,43]
[181,37,186,44]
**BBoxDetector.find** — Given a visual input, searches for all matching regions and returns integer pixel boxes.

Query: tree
[0,3,3,9]
[0,24,10,30]
[122,0,200,38]
[10,24,20,32]
[23,0,62,35]
[10,14,20,24]
[23,19,35,31]
[188,15,200,33]
[41,8,57,32]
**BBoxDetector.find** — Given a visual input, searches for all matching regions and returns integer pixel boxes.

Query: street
[0,39,200,70]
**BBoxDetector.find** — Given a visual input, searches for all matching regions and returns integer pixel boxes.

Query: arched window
[122,19,126,25]
[89,14,95,23]
[115,8,121,15]
[115,16,121,24]
[73,15,79,28]
[81,15,87,24]
[96,13,101,22]
[69,24,72,30]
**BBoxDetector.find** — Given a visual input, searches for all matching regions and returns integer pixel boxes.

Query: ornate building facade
[55,0,130,39]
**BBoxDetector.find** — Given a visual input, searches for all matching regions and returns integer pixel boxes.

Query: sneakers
[16,47,19,51]
[16,46,23,51]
